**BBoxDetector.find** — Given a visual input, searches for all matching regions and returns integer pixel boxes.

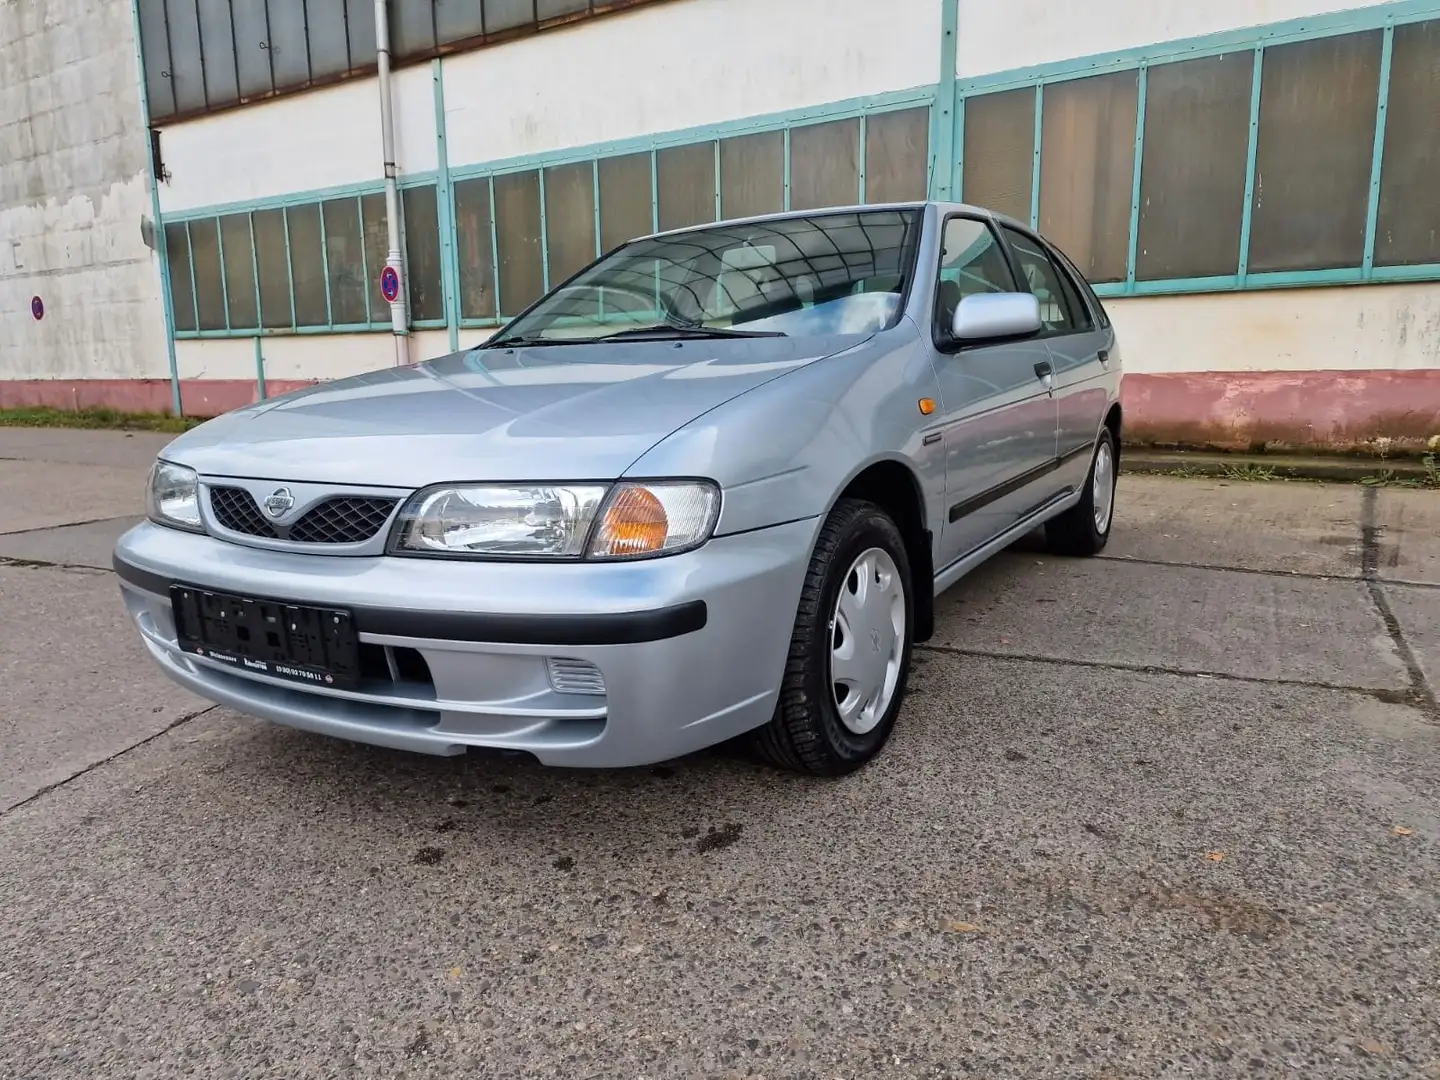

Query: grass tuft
[0,407,201,434]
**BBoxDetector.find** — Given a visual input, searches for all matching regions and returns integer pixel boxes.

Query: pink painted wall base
[3,369,1439,453]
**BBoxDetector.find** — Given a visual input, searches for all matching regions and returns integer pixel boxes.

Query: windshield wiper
[593,324,787,342]
[481,335,573,349]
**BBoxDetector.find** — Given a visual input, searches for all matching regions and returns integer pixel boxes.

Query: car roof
[634,201,1036,243]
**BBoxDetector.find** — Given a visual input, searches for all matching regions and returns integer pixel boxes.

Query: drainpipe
[375,0,408,365]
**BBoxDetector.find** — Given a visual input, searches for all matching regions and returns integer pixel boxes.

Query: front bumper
[113,518,817,766]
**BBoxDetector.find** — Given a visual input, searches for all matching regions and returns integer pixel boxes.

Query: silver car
[114,202,1121,775]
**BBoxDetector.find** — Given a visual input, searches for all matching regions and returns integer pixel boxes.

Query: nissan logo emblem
[263,487,295,518]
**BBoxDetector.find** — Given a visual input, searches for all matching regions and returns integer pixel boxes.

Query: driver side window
[934,217,1016,342]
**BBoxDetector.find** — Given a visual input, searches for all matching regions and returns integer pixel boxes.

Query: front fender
[625,325,941,538]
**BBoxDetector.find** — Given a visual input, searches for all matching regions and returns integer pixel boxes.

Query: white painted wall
[0,0,169,382]
[443,0,940,167]
[156,0,937,215]
[958,0,1393,77]
[156,62,436,215]
[1109,283,1440,375]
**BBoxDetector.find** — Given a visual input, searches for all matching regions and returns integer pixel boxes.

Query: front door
[927,215,1059,571]
[997,226,1113,492]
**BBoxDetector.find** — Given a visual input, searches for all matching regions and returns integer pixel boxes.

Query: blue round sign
[380,266,400,304]
[31,296,44,321]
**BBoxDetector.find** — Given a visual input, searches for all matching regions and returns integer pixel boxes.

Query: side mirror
[951,292,1042,342]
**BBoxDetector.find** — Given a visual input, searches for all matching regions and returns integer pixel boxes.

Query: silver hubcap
[1093,439,1115,535]
[829,547,906,735]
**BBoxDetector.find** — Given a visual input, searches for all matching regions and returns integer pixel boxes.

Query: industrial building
[3,0,1438,450]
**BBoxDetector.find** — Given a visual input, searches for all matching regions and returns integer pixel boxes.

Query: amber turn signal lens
[595,485,669,555]
[918,398,937,415]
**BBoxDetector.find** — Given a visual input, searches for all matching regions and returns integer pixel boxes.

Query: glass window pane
[1376,19,1440,267]
[866,108,930,204]
[455,177,497,320]
[188,219,227,331]
[346,0,378,69]
[322,198,368,325]
[165,1,207,113]
[935,217,1016,336]
[485,0,534,33]
[598,153,653,254]
[962,88,1035,222]
[538,0,589,18]
[138,0,176,118]
[402,186,445,322]
[219,213,259,330]
[1001,226,1077,333]
[494,170,545,315]
[165,223,196,332]
[720,131,783,220]
[790,119,860,211]
[656,143,716,232]
[362,192,392,320]
[265,0,312,88]
[307,0,352,80]
[437,1,486,43]
[1248,31,1382,273]
[253,208,292,329]
[287,203,329,327]
[231,0,275,98]
[544,162,597,285]
[1136,53,1253,281]
[1038,71,1137,283]
[392,0,437,57]
[197,0,239,108]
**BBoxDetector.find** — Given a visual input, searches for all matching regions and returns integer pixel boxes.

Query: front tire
[750,498,914,776]
[1045,427,1117,557]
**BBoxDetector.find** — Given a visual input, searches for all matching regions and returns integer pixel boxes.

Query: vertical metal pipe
[375,0,407,364]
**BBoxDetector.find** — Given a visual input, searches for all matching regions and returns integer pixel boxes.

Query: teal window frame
[159,87,937,339]
[948,0,1440,298]
[164,173,450,339]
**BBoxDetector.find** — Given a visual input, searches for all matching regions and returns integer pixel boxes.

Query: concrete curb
[1122,447,1434,484]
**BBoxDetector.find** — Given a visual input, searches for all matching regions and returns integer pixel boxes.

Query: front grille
[207,488,398,544]
[209,486,278,538]
[289,497,398,544]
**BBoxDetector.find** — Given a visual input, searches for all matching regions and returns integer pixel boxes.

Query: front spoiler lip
[112,554,708,646]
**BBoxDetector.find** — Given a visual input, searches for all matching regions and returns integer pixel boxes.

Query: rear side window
[934,216,1016,338]
[1000,225,1090,334]
[1051,243,1111,329]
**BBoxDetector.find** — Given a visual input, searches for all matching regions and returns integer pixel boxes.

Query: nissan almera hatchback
[115,202,1122,775]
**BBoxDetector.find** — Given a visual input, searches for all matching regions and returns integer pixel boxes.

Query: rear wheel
[1045,427,1117,556]
[750,498,914,776]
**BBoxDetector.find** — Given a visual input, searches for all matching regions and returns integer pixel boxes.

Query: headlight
[393,484,609,558]
[146,461,202,531]
[390,481,720,560]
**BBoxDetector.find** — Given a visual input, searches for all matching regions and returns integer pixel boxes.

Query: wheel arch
[829,457,934,643]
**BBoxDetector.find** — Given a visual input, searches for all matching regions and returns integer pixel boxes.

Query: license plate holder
[170,584,361,690]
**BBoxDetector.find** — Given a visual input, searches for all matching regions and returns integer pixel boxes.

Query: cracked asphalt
[1,429,1438,1079]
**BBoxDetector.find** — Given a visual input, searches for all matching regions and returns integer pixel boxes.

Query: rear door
[927,215,1059,571]
[997,225,1113,492]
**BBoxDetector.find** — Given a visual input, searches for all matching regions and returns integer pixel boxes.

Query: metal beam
[933,0,959,199]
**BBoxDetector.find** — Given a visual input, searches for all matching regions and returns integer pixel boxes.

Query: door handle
[1097,348,1110,364]
[1034,359,1054,396]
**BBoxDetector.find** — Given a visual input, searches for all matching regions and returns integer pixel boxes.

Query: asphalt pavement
[1,429,1437,1079]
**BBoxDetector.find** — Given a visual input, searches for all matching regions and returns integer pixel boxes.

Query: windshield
[486,208,923,346]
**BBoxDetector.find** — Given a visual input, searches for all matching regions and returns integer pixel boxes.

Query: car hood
[162,336,866,488]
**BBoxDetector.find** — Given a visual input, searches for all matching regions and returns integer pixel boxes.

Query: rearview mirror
[951,292,1042,342]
